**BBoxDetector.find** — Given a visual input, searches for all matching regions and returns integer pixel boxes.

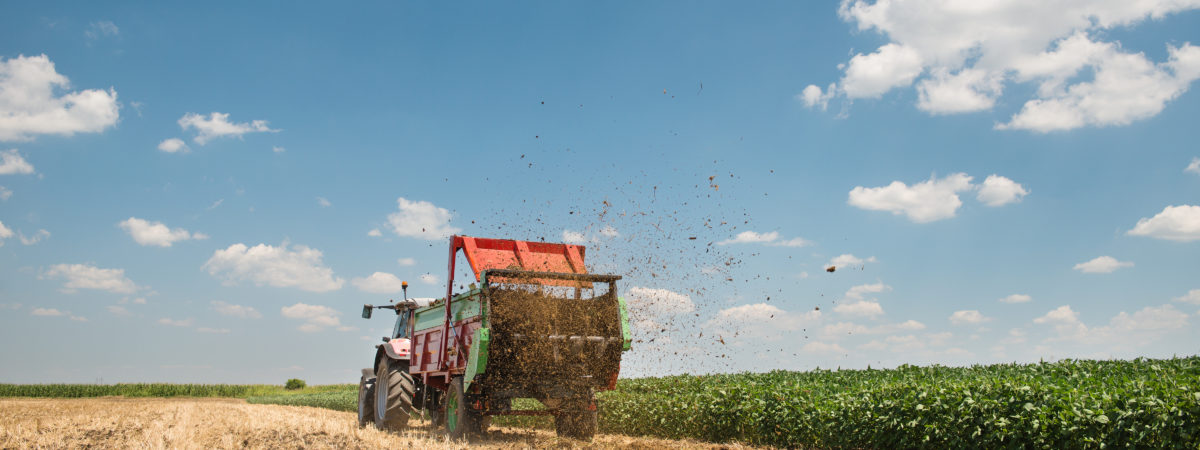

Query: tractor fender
[373,338,411,372]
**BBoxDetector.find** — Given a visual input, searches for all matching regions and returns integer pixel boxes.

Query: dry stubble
[0,398,755,449]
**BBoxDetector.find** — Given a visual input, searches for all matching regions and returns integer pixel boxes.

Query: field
[4,356,1199,448]
[0,398,742,449]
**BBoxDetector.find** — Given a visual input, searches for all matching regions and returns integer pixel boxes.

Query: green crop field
[4,357,1198,448]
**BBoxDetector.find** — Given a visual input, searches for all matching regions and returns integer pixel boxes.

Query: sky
[1,1,1199,384]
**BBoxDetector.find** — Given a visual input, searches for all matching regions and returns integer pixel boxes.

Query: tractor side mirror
[361,304,373,319]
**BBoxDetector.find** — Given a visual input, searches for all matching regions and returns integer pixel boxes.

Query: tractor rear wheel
[554,402,597,440]
[374,358,414,430]
[444,376,482,440]
[356,373,376,427]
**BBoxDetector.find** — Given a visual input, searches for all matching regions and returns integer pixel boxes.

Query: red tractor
[358,235,632,440]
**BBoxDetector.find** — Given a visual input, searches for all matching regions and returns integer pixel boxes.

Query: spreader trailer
[358,235,632,440]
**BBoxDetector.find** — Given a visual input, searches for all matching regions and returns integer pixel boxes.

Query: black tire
[444,376,482,440]
[374,358,414,430]
[357,374,376,428]
[554,405,597,440]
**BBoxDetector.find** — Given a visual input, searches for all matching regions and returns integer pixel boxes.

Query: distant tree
[285,378,306,390]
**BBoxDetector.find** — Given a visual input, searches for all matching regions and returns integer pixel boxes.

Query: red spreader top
[451,235,588,286]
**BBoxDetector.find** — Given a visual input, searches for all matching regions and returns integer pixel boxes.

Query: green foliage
[246,390,357,412]
[284,378,307,390]
[0,382,354,400]
[0,383,283,398]
[593,357,1200,449]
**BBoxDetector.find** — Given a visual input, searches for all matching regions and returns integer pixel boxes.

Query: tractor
[357,235,632,440]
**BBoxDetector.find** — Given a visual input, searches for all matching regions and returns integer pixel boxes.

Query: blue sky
[2,1,1199,384]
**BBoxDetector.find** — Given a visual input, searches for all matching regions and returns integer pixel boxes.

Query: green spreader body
[402,236,631,419]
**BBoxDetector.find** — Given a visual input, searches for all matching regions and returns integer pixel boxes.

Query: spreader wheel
[554,400,597,441]
[374,358,414,430]
[356,372,376,427]
[444,376,483,440]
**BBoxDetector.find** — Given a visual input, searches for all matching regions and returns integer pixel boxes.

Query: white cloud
[178,112,278,145]
[718,230,776,245]
[561,226,621,245]
[949,310,991,325]
[84,21,119,40]
[707,303,823,340]
[1127,205,1200,242]
[197,327,231,334]
[281,303,345,333]
[106,305,130,316]
[316,197,331,207]
[845,282,890,300]
[598,225,619,238]
[1187,157,1200,175]
[997,38,1200,132]
[418,273,439,285]
[157,138,189,154]
[798,83,837,110]
[385,197,460,240]
[841,43,924,98]
[976,175,1029,206]
[999,294,1032,304]
[0,186,11,201]
[0,149,34,174]
[118,217,206,247]
[272,146,286,154]
[367,228,382,237]
[1173,289,1200,305]
[917,68,1004,114]
[1033,305,1089,340]
[352,272,407,294]
[396,257,415,266]
[859,333,956,354]
[31,307,64,316]
[43,263,140,294]
[1073,256,1133,274]
[812,1,1200,132]
[826,254,878,270]
[211,300,262,319]
[203,242,344,292]
[0,220,11,246]
[1107,304,1189,332]
[628,287,695,317]
[822,319,926,340]
[157,317,193,327]
[801,341,847,354]
[562,230,587,244]
[0,54,120,142]
[848,173,973,223]
[834,300,884,317]
[834,282,891,318]
[18,229,49,245]
[1035,304,1189,343]
[717,230,811,247]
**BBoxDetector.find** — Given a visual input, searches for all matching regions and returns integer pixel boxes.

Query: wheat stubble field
[0,397,747,449]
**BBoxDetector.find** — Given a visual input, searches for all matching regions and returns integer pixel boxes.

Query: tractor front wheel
[445,376,483,440]
[356,373,376,427]
[374,358,414,430]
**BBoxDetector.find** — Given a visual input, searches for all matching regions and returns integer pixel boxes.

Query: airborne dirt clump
[0,398,755,449]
